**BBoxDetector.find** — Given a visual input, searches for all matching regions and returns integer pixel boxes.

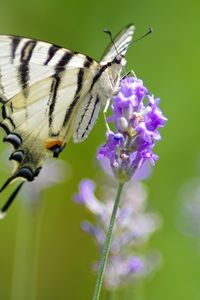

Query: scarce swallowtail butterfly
[0,24,134,216]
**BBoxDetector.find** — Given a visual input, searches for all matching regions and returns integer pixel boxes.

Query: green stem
[92,182,124,300]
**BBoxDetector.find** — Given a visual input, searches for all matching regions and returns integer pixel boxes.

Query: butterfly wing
[0,36,99,186]
[100,23,135,63]
[72,91,101,143]
[0,36,70,102]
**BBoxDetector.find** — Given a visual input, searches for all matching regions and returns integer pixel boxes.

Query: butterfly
[0,23,134,216]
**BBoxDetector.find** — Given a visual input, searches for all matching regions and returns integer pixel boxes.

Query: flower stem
[92,182,124,300]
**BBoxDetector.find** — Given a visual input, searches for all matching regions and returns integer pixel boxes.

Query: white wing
[72,92,101,143]
[100,24,135,63]
[0,35,91,102]
[0,35,99,184]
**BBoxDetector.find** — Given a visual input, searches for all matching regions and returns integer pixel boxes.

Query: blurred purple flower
[74,179,104,215]
[101,255,144,289]
[74,178,161,289]
[98,77,167,182]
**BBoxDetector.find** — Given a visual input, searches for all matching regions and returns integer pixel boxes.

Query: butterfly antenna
[0,182,24,219]
[131,27,153,45]
[104,28,127,76]
[104,28,119,56]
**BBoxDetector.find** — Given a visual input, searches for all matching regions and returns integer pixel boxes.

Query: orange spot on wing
[45,139,63,150]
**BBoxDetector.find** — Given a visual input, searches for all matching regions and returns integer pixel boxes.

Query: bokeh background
[0,0,199,299]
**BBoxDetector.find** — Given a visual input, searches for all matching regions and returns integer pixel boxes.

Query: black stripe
[62,95,80,129]
[56,51,74,70]
[10,102,14,113]
[48,52,74,131]
[44,44,61,65]
[76,68,84,95]
[81,96,100,138]
[84,56,93,68]
[0,97,5,104]
[6,117,16,129]
[62,68,85,128]
[0,123,10,134]
[89,63,111,92]
[11,37,20,61]
[19,40,37,96]
[2,105,7,118]
[76,94,93,135]
[48,74,61,127]
[2,105,16,129]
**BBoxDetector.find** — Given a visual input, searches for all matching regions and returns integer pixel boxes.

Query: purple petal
[127,256,144,274]
[74,179,104,215]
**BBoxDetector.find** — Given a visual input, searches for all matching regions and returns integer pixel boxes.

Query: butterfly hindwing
[72,91,101,143]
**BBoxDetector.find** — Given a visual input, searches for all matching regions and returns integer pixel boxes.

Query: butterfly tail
[0,181,25,219]
[0,165,36,218]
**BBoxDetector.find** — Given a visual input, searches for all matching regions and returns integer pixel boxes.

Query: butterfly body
[0,24,134,213]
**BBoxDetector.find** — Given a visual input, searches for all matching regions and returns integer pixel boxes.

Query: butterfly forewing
[0,36,95,101]
[101,24,135,63]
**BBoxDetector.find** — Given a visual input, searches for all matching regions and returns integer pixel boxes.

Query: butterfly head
[113,54,126,65]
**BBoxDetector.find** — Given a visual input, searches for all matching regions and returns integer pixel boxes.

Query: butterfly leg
[121,70,137,80]
[103,99,111,131]
[130,70,137,78]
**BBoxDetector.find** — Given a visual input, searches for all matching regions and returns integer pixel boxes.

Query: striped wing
[0,36,99,185]
[100,23,135,63]
[0,36,78,101]
[0,24,135,216]
[72,92,101,143]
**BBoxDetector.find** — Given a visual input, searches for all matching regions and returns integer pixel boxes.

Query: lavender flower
[98,77,167,182]
[74,178,161,289]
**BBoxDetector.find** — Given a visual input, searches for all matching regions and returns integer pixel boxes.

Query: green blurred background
[0,0,199,299]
